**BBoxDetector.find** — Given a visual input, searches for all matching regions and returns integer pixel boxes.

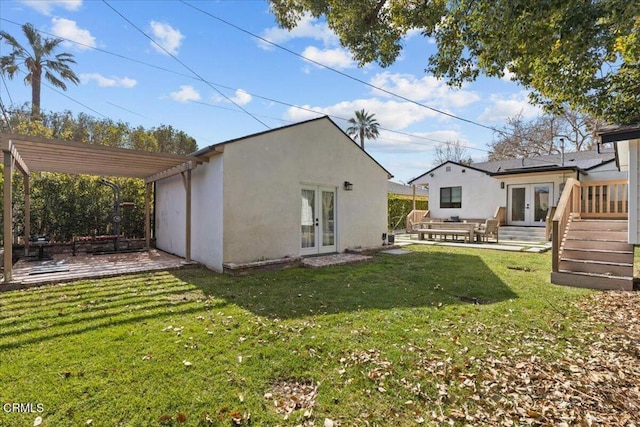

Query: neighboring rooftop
[388,181,429,197]
[472,148,616,174]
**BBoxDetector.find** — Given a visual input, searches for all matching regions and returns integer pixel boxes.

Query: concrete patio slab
[302,253,372,268]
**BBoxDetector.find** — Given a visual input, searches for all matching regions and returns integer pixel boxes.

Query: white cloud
[230,89,252,106]
[80,73,137,88]
[50,18,96,50]
[369,72,480,108]
[19,0,81,15]
[170,85,200,103]
[284,98,442,131]
[260,14,338,49]
[478,92,542,123]
[149,21,184,55]
[373,129,470,154]
[301,46,355,70]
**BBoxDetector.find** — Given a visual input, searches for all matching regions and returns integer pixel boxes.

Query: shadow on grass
[173,250,519,319]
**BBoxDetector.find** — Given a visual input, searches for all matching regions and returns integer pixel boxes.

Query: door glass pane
[511,187,526,221]
[534,185,550,222]
[322,190,335,246]
[301,189,315,248]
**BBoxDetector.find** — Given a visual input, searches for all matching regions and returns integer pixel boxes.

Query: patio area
[1,249,194,291]
[395,233,552,253]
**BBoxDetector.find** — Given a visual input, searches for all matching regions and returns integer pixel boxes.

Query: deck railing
[406,210,430,233]
[551,178,628,272]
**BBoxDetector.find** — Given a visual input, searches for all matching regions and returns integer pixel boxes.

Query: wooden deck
[1,249,194,291]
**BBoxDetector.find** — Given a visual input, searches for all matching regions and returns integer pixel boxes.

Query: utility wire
[101,0,271,130]
[180,0,505,135]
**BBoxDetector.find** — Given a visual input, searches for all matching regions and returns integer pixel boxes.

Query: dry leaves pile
[408,291,640,425]
[266,379,318,419]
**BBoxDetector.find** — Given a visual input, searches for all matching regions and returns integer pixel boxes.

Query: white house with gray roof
[409,149,625,226]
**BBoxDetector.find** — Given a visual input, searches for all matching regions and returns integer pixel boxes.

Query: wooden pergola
[1,133,207,284]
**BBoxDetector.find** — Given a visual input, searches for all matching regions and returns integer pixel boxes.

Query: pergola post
[3,150,13,283]
[412,184,416,211]
[144,182,151,250]
[24,172,30,257]
[185,169,191,262]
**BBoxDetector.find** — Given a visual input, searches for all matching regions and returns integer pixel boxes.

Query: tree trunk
[31,69,41,121]
[360,129,365,150]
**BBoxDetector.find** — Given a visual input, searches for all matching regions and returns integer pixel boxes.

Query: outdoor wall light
[343,181,353,191]
[462,169,466,173]
[429,173,434,177]
[500,182,505,189]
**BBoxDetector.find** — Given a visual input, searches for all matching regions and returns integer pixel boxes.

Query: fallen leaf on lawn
[182,360,192,367]
[34,417,43,426]
[176,412,187,423]
[324,418,335,427]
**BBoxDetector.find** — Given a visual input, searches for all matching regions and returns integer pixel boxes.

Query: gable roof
[409,149,615,184]
[192,116,393,178]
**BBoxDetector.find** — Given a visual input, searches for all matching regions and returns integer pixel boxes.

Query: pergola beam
[9,141,29,175]
[145,161,196,184]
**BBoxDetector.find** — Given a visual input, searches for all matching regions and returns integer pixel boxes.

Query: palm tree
[346,109,380,150]
[0,23,80,120]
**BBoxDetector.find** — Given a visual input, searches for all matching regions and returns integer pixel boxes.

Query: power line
[0,17,468,150]
[179,0,506,135]
[101,0,271,130]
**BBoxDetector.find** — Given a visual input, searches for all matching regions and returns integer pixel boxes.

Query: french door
[300,186,336,255]
[508,183,552,226]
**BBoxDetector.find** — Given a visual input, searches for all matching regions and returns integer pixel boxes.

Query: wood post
[144,182,151,250]
[24,172,30,257]
[3,151,13,283]
[412,185,416,211]
[184,169,191,262]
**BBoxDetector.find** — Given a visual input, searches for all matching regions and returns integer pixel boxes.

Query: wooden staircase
[551,218,634,290]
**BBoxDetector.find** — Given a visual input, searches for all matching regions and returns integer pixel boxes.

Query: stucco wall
[155,155,224,271]
[221,118,389,264]
[155,173,186,258]
[414,163,503,219]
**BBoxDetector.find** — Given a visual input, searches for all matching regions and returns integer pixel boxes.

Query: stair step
[563,239,633,251]
[560,249,633,263]
[558,259,633,277]
[569,221,628,231]
[566,230,628,241]
[551,271,633,291]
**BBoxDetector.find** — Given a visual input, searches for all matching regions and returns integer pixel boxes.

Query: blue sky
[0,0,544,183]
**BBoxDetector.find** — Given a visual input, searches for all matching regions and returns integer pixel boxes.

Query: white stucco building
[409,149,625,226]
[155,116,392,272]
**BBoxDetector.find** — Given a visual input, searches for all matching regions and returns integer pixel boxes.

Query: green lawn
[0,245,632,426]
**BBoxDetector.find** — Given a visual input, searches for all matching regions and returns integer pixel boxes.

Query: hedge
[388,194,428,231]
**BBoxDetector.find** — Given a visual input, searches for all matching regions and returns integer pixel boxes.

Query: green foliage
[346,109,380,149]
[0,108,198,243]
[0,23,80,119]
[270,0,640,124]
[388,194,428,230]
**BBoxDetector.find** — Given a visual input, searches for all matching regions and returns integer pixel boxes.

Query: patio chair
[476,218,499,243]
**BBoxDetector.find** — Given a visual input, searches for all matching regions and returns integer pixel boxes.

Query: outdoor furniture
[72,235,119,256]
[28,235,53,261]
[476,219,499,243]
[413,221,477,243]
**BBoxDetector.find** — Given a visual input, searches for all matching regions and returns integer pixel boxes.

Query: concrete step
[558,258,633,277]
[499,227,547,242]
[560,248,633,264]
[551,271,633,291]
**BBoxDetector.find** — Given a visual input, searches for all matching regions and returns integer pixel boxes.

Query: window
[440,186,462,208]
